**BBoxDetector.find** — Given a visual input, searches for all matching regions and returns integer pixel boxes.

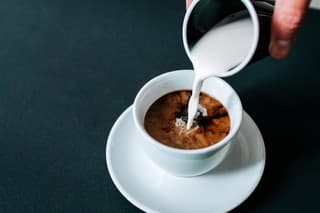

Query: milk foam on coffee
[186,17,253,129]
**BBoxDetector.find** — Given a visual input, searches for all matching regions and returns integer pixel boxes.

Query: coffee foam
[175,117,200,135]
[176,103,207,135]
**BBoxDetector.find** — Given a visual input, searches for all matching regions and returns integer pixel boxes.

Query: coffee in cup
[144,90,230,150]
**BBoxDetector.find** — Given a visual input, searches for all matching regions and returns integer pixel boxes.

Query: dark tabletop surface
[0,0,320,212]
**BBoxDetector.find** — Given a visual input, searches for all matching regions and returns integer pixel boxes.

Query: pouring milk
[186,17,254,129]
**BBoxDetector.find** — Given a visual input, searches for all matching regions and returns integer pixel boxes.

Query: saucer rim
[106,106,155,213]
[106,105,266,213]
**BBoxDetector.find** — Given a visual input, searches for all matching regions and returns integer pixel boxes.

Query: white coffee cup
[133,70,243,177]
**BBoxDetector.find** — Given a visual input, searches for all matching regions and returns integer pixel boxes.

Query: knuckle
[279,9,304,33]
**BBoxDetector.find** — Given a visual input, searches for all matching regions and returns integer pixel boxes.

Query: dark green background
[0,0,319,212]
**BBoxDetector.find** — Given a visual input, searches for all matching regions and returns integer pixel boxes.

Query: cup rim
[133,70,243,155]
[182,0,260,77]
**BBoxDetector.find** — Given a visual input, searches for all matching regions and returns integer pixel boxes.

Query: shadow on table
[232,9,320,212]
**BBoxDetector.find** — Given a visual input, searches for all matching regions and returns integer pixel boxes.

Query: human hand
[185,0,311,59]
[269,0,310,59]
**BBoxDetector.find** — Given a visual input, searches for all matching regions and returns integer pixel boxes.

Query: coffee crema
[144,90,230,149]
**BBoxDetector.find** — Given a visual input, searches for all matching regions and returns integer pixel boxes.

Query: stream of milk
[186,17,253,129]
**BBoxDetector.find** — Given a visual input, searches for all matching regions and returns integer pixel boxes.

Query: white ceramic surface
[311,0,320,9]
[133,70,242,177]
[106,106,266,213]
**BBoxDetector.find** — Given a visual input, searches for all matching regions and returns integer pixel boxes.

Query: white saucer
[106,106,265,213]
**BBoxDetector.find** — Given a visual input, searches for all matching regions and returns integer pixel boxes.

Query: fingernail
[269,39,292,59]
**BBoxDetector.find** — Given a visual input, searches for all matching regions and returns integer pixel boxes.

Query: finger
[269,0,310,59]
[186,0,192,9]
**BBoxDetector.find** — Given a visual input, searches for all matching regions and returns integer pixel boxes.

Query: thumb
[269,0,310,59]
